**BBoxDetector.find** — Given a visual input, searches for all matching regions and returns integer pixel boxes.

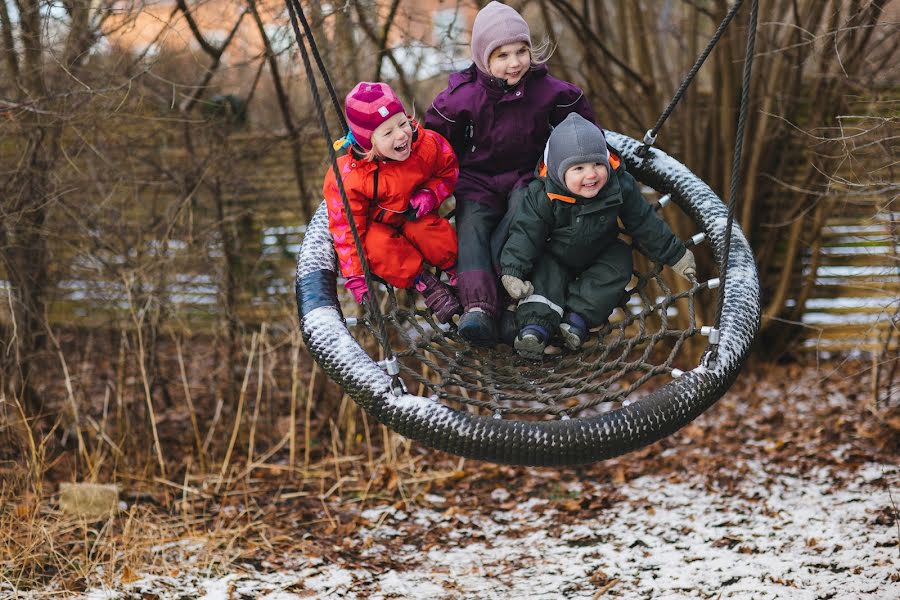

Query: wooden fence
[1,130,896,356]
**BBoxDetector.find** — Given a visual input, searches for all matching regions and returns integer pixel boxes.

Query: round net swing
[288,0,762,465]
[297,131,760,466]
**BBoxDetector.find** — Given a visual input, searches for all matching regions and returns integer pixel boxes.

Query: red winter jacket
[323,124,459,278]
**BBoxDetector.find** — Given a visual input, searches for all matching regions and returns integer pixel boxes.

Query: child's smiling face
[564,162,609,198]
[488,42,531,86]
[371,113,413,161]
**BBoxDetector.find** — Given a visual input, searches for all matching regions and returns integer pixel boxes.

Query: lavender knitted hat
[344,82,406,151]
[470,1,532,75]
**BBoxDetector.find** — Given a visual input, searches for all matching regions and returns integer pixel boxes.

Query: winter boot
[415,271,462,324]
[514,324,550,359]
[559,311,589,350]
[444,266,458,287]
[457,308,497,347]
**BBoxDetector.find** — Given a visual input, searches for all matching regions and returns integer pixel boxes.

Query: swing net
[291,0,762,465]
[344,186,711,420]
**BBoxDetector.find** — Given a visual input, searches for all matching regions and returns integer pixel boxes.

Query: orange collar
[547,192,577,203]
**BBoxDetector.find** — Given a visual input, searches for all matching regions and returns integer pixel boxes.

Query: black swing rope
[284,0,402,392]
[637,0,748,155]
[636,0,760,364]
[289,0,758,416]
[715,0,760,348]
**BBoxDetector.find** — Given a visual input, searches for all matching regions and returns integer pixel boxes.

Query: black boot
[457,308,497,347]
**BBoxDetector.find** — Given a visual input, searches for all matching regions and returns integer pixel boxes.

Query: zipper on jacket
[463,121,475,155]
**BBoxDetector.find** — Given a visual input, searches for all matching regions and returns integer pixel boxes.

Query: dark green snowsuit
[499,157,687,332]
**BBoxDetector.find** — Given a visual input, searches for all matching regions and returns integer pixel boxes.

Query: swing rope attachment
[636,0,748,157]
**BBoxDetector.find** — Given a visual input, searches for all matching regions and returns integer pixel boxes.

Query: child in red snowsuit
[324,82,462,322]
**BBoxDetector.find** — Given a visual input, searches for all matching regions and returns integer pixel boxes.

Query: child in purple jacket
[425,1,596,346]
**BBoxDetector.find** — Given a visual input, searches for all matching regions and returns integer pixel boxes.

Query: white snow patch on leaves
[77,461,898,599]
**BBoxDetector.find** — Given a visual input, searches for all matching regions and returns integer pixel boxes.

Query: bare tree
[0,0,133,409]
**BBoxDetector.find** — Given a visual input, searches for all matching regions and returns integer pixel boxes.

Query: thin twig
[217,331,259,492]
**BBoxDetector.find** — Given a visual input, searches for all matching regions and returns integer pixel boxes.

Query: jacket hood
[470,1,532,75]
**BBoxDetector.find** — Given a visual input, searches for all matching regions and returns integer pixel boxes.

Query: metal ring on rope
[295,132,761,466]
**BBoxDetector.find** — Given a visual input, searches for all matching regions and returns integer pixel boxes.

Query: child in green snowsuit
[499,113,697,357]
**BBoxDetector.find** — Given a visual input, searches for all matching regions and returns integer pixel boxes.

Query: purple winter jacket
[425,64,596,208]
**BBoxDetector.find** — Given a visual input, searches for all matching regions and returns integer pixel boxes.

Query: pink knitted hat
[470,1,532,75]
[343,82,406,151]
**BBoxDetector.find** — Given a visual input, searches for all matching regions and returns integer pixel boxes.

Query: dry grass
[0,316,465,592]
[2,310,897,594]
[1,434,465,593]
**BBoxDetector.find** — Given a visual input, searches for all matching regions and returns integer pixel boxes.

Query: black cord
[711,0,760,359]
[285,0,398,374]
[637,0,745,156]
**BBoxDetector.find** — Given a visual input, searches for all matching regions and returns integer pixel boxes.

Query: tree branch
[0,0,21,93]
[62,0,94,73]
[13,0,46,96]
[549,0,655,97]
[175,0,221,58]
[180,9,247,113]
[374,0,401,81]
[548,0,645,129]
[352,0,413,101]
[246,0,311,217]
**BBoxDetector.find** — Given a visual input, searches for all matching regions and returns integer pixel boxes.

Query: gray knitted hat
[470,2,532,75]
[545,113,610,191]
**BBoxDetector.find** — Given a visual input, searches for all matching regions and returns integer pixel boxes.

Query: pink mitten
[344,275,369,304]
[409,189,439,218]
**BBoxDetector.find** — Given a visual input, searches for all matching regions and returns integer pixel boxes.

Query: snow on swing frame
[295,131,761,466]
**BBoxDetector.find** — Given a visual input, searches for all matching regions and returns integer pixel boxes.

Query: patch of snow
[83,461,898,599]
[490,487,511,502]
[802,312,887,325]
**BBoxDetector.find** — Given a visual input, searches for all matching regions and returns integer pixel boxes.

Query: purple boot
[560,312,589,350]
[514,324,550,359]
[415,271,463,324]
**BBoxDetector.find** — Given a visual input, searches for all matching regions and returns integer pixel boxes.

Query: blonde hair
[358,145,379,163]
[357,110,418,163]
[529,37,555,67]
[487,37,555,71]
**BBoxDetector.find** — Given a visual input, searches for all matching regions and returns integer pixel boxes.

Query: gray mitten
[501,274,534,300]
[671,249,697,280]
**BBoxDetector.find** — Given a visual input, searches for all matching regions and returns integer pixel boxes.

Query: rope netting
[345,203,716,420]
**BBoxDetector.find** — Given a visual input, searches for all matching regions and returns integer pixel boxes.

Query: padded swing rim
[295,131,761,466]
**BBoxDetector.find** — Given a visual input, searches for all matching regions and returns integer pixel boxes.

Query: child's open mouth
[394,141,409,153]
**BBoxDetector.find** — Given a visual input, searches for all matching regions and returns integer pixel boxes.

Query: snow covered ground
[79,460,898,600]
